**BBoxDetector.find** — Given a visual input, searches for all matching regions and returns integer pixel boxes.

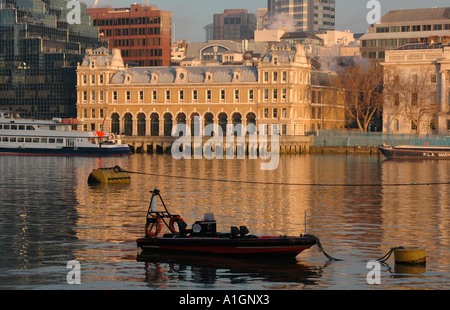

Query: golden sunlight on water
[0,154,449,289]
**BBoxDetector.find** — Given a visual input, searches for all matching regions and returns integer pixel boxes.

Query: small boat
[378,145,450,160]
[0,111,130,157]
[136,189,317,257]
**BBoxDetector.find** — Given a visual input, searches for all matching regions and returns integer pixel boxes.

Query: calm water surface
[0,154,449,290]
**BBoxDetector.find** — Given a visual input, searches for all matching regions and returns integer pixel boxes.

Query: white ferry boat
[0,111,130,157]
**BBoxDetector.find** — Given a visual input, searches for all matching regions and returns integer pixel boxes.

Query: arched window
[218,112,228,136]
[137,113,146,136]
[163,113,173,137]
[190,112,200,136]
[150,113,159,136]
[246,113,257,135]
[111,113,120,135]
[123,113,133,136]
[232,112,242,136]
[204,112,214,137]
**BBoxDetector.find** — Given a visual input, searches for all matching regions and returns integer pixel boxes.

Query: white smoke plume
[266,13,296,32]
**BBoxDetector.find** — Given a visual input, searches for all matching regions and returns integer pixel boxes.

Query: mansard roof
[109,65,259,84]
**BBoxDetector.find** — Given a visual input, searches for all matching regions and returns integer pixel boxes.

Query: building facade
[183,40,268,64]
[76,44,345,137]
[87,4,172,67]
[382,43,450,135]
[0,0,104,118]
[267,0,335,32]
[213,9,257,41]
[360,7,450,67]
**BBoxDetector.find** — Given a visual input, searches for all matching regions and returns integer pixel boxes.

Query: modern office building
[267,0,335,32]
[0,0,104,118]
[257,8,269,30]
[213,9,257,41]
[360,7,450,66]
[87,4,172,67]
[76,44,345,137]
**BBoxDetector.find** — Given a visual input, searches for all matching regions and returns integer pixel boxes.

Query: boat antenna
[305,211,307,235]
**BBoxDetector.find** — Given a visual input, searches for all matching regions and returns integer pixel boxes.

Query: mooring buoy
[394,246,426,265]
[88,166,131,185]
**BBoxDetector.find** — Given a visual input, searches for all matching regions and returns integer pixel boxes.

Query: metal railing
[312,130,450,147]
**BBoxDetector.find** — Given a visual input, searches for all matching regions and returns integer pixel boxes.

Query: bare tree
[336,63,384,133]
[384,67,438,135]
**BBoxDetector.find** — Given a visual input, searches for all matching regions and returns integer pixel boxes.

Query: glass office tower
[0,0,105,118]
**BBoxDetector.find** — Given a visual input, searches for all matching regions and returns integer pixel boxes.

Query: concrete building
[267,0,335,32]
[254,28,287,42]
[76,44,345,137]
[315,30,360,58]
[87,4,172,67]
[316,30,358,47]
[360,7,450,67]
[171,40,188,66]
[213,9,257,41]
[382,42,450,135]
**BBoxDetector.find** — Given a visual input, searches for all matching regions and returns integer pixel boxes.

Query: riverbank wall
[121,135,381,156]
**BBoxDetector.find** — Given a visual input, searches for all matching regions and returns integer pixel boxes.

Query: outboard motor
[192,213,217,235]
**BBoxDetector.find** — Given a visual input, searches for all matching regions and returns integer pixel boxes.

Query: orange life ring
[169,215,186,233]
[146,217,162,238]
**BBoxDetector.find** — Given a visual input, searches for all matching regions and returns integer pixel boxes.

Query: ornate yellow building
[76,44,345,137]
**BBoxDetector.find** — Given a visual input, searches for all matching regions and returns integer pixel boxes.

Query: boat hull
[136,235,317,257]
[0,146,130,157]
[379,146,450,160]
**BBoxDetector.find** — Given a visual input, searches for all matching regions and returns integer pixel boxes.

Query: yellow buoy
[394,246,426,265]
[88,166,131,185]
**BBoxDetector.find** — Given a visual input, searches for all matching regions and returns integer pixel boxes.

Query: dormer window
[124,73,132,84]
[205,71,213,82]
[233,71,241,82]
[152,72,159,83]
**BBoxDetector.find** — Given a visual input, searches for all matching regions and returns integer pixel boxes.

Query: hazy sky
[91,0,450,42]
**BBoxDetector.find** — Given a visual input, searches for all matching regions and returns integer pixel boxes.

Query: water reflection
[137,253,323,289]
[0,156,80,273]
[0,154,449,289]
[380,160,450,265]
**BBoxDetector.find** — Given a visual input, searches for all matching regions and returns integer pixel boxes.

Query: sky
[87,0,450,42]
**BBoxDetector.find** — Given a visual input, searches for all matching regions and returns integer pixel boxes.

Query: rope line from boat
[116,166,450,188]
[310,236,409,264]
[309,235,343,261]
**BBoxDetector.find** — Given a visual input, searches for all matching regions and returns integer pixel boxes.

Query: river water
[0,154,448,290]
